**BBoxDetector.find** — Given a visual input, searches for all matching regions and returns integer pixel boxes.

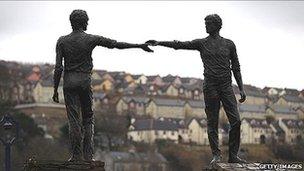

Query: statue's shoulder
[192,38,207,45]
[86,33,96,38]
[222,37,235,47]
[86,32,105,38]
[197,38,207,42]
[58,33,73,42]
[197,37,209,44]
[56,35,67,44]
[86,33,104,41]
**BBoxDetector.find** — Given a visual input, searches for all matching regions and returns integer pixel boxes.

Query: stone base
[204,162,260,171]
[23,157,105,171]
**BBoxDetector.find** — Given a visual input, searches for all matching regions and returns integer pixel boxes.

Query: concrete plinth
[23,158,105,171]
[204,162,261,171]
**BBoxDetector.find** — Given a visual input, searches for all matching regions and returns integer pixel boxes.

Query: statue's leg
[219,81,241,160]
[80,85,94,161]
[63,87,83,161]
[203,80,221,156]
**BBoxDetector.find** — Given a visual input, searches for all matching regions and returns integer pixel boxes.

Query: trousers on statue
[203,76,241,158]
[63,72,94,160]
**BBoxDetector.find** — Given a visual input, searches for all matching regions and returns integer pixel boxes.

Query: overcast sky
[0,1,303,90]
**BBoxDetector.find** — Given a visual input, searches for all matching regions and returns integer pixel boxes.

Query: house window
[171,131,175,136]
[130,102,135,108]
[179,88,184,94]
[163,131,166,135]
[155,131,158,136]
[103,99,108,104]
[190,129,193,133]
[194,90,199,95]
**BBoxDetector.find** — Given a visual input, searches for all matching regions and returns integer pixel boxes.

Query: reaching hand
[145,40,159,46]
[141,44,154,52]
[239,90,246,103]
[52,91,59,103]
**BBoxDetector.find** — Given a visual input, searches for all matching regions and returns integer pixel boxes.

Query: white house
[278,119,304,144]
[187,118,224,145]
[241,118,272,144]
[128,118,179,144]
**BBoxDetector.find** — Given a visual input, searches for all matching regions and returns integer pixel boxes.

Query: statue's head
[70,9,89,31]
[204,14,222,34]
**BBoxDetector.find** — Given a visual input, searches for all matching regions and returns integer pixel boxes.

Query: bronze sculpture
[52,9,153,162]
[146,14,247,164]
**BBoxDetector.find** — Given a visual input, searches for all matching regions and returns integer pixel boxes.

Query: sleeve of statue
[54,36,64,91]
[229,40,241,72]
[159,39,200,50]
[94,35,118,49]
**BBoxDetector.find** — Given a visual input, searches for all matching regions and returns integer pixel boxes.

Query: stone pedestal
[23,158,105,171]
[204,162,260,171]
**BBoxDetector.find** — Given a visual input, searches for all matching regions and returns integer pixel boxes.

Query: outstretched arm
[146,40,199,50]
[96,36,153,52]
[53,37,63,103]
[115,42,153,52]
[230,41,246,103]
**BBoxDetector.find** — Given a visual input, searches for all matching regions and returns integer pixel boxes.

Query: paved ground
[23,157,105,171]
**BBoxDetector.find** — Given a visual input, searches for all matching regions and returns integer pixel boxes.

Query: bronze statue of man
[146,14,247,164]
[52,9,153,162]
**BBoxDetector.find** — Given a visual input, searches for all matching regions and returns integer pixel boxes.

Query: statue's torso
[196,37,236,80]
[59,31,98,74]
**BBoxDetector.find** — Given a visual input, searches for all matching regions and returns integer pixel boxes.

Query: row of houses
[0,62,62,104]
[128,117,304,145]
[1,61,205,104]
[15,96,304,140]
[32,72,205,103]
[2,61,303,113]
[115,96,205,119]
[128,117,216,145]
[2,61,304,141]
[3,61,304,106]
[242,118,304,144]
[30,68,304,113]
[100,95,304,120]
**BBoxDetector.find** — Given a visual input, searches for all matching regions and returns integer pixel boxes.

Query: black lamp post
[0,114,19,171]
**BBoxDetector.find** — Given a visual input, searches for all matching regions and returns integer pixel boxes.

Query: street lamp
[0,114,19,171]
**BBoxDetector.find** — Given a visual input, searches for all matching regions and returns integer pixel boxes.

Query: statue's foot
[84,157,95,162]
[68,155,84,162]
[228,156,248,164]
[84,154,95,162]
[210,155,222,166]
